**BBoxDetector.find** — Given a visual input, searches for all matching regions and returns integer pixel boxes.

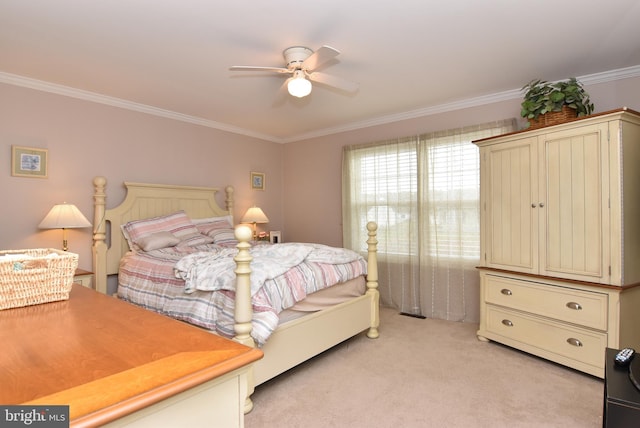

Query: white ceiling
[1,1,640,143]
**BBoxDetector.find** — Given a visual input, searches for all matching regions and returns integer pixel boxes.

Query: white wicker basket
[0,249,78,310]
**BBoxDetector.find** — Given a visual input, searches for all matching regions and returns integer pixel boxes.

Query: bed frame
[91,176,380,413]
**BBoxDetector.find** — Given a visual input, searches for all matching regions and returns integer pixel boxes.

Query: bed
[91,176,380,413]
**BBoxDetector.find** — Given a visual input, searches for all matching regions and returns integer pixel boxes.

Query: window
[341,119,517,320]
[423,138,480,259]
[343,136,480,259]
[343,139,418,255]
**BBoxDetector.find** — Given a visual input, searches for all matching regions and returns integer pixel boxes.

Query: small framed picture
[11,146,48,178]
[270,231,282,244]
[251,171,265,191]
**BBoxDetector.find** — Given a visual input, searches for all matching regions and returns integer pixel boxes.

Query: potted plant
[520,77,594,129]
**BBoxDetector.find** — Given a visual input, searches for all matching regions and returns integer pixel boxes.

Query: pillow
[136,231,180,252]
[192,215,233,226]
[176,232,215,248]
[208,228,237,245]
[196,219,234,236]
[122,211,200,251]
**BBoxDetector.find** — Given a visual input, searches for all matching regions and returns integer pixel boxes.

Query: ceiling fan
[229,45,359,98]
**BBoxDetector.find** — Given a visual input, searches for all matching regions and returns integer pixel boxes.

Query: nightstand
[604,348,640,427]
[74,268,94,289]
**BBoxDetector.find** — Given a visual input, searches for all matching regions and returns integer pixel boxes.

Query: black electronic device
[614,348,635,367]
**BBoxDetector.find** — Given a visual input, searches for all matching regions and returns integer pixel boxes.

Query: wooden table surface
[0,285,262,426]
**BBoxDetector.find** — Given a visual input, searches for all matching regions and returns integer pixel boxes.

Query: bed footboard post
[366,221,380,339]
[233,224,257,413]
[92,176,108,294]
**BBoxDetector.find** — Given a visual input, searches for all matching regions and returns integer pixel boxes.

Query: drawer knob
[566,301,582,310]
[501,319,514,327]
[500,289,513,296]
[566,338,583,347]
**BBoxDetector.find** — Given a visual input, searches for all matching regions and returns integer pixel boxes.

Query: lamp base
[62,228,69,251]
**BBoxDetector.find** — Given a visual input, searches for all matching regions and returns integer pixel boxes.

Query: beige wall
[282,76,640,247]
[0,83,283,270]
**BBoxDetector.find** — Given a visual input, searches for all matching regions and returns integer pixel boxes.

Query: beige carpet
[245,306,603,427]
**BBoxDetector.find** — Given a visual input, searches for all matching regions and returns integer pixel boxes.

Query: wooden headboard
[91,176,235,294]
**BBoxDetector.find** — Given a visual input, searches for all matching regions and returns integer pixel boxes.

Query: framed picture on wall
[250,171,265,190]
[11,146,48,178]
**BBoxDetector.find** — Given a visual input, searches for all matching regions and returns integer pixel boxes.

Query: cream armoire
[474,108,640,378]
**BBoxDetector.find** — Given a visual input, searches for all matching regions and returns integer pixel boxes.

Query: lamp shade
[39,203,91,229]
[39,203,91,251]
[287,70,312,98]
[241,206,269,224]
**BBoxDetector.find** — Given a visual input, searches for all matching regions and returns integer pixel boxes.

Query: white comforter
[174,243,362,296]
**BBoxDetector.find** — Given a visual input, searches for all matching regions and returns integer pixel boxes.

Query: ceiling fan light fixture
[287,70,312,98]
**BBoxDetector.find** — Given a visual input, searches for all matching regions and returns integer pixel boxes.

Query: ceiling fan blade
[229,66,291,74]
[302,45,340,72]
[272,78,292,105]
[308,71,359,93]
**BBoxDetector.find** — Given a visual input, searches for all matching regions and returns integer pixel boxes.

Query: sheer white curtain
[342,119,516,322]
[343,137,421,315]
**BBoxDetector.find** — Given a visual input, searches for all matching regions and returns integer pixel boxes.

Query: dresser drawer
[486,305,607,369]
[484,274,608,330]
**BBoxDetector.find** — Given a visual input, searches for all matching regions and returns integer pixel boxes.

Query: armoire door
[539,122,609,282]
[482,136,538,273]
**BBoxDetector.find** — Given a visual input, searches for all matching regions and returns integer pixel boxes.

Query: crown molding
[0,72,280,143]
[279,89,522,143]
[578,64,640,85]
[2,64,640,144]
[284,64,640,143]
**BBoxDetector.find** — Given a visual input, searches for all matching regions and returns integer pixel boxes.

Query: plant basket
[0,248,78,310]
[527,105,578,129]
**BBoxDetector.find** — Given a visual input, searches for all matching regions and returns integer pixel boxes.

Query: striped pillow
[196,219,234,236]
[176,232,215,248]
[192,215,233,227]
[122,211,200,251]
[208,228,237,246]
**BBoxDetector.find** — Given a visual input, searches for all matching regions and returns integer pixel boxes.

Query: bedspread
[118,243,367,346]
[175,243,362,295]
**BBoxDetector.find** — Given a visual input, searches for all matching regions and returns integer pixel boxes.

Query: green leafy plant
[520,77,594,121]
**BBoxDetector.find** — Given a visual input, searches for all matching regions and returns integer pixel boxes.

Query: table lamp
[39,203,92,251]
[241,206,269,240]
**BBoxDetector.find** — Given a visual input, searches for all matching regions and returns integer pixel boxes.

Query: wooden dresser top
[0,285,262,426]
